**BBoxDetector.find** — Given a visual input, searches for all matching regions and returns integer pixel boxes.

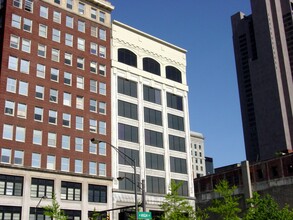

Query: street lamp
[91,138,138,220]
[35,195,47,220]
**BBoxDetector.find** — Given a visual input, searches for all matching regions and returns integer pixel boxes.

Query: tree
[160,180,204,220]
[244,192,293,220]
[208,179,241,220]
[43,194,67,220]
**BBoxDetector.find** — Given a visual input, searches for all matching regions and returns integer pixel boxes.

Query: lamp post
[91,138,138,220]
[35,195,47,220]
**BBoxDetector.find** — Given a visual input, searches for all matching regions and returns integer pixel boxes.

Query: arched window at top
[118,48,137,67]
[143,57,161,76]
[166,66,182,83]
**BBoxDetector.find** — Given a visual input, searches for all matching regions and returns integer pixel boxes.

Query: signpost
[138,212,152,219]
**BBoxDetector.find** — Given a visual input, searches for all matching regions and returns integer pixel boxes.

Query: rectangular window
[4,100,14,116]
[11,14,21,29]
[91,8,97,19]
[76,116,83,130]
[99,29,106,41]
[24,0,33,12]
[78,2,85,14]
[77,57,84,69]
[23,18,32,32]
[40,6,48,18]
[51,48,60,62]
[62,113,71,127]
[167,92,183,111]
[14,150,24,165]
[170,157,187,174]
[65,33,73,47]
[77,38,85,51]
[20,59,30,74]
[99,102,106,115]
[118,77,137,97]
[1,148,11,164]
[76,96,84,109]
[145,129,163,148]
[118,147,139,167]
[146,152,164,170]
[38,44,46,57]
[118,100,137,120]
[172,179,188,196]
[10,35,20,49]
[90,42,97,55]
[17,103,27,118]
[90,61,97,74]
[33,130,42,145]
[64,53,72,66]
[48,132,57,147]
[90,99,97,112]
[118,172,140,191]
[32,153,41,168]
[62,135,70,150]
[75,137,83,152]
[53,11,61,23]
[99,163,106,176]
[35,85,44,99]
[49,89,58,103]
[99,142,106,156]
[15,126,25,142]
[99,11,105,23]
[8,56,18,71]
[88,184,107,203]
[89,162,97,175]
[61,157,69,172]
[78,20,85,32]
[13,0,22,8]
[61,181,81,201]
[99,82,106,95]
[31,178,54,198]
[48,110,57,124]
[91,26,98,37]
[99,121,106,135]
[52,29,60,42]
[3,124,13,140]
[74,159,83,173]
[6,78,16,93]
[143,85,161,104]
[21,39,31,53]
[90,80,97,93]
[169,135,186,152]
[66,16,73,28]
[89,141,97,154]
[63,92,71,106]
[0,174,23,196]
[64,72,72,86]
[34,107,43,122]
[99,46,106,58]
[36,64,45,78]
[118,123,138,143]
[66,0,73,9]
[47,155,56,170]
[89,119,97,133]
[39,24,47,38]
[99,64,106,76]
[76,76,84,89]
[146,176,165,194]
[144,107,162,125]
[18,81,28,96]
[168,113,184,131]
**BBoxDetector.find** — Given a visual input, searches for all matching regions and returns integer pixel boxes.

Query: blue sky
[109,0,252,168]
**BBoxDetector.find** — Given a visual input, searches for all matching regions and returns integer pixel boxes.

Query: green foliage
[43,194,67,220]
[207,180,241,220]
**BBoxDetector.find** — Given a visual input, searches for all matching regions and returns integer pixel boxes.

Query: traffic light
[106,214,110,220]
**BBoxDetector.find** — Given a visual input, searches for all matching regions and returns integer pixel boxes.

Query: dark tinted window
[169,135,185,152]
[118,77,137,97]
[146,152,164,170]
[118,48,137,67]
[143,85,161,104]
[118,147,139,167]
[168,114,184,131]
[118,123,138,143]
[146,176,165,194]
[170,157,187,174]
[167,92,183,111]
[88,184,107,203]
[118,100,138,120]
[145,129,163,148]
[166,66,182,83]
[143,57,160,75]
[144,107,162,126]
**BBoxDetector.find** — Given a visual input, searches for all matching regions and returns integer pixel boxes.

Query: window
[64,53,72,65]
[99,163,106,176]
[144,107,162,125]
[118,123,138,143]
[76,116,83,130]
[99,11,105,23]
[143,57,161,76]
[99,46,106,58]
[66,16,73,28]
[35,85,44,99]
[21,39,31,53]
[145,129,163,148]
[61,157,70,172]
[75,137,83,152]
[89,119,97,133]
[0,174,23,196]
[99,142,106,155]
[78,2,85,14]
[13,0,22,8]
[99,82,106,95]
[90,42,97,55]
[64,72,72,85]
[52,29,60,42]
[11,14,21,29]
[24,0,33,12]
[23,18,32,32]
[65,33,73,47]
[20,59,30,73]
[61,181,81,201]
[37,44,46,57]
[63,113,71,127]
[6,78,16,93]
[91,8,97,19]
[170,157,187,174]
[118,147,139,166]
[172,179,188,196]
[17,102,27,118]
[1,207,21,219]
[90,80,97,93]
[89,162,97,175]
[99,64,106,76]
[75,159,83,173]
[118,77,137,97]
[3,124,13,140]
[169,135,185,152]
[34,107,43,121]
[76,76,84,89]
[88,184,107,203]
[4,101,14,116]
[90,61,97,73]
[146,176,165,194]
[78,38,85,51]
[78,20,85,32]
[91,26,98,37]
[48,110,57,124]
[14,150,24,165]
[62,135,70,150]
[66,0,73,9]
[8,56,18,71]
[168,114,184,131]
[118,100,137,120]
[51,48,60,62]
[118,48,137,67]
[90,99,97,112]
[53,11,61,23]
[143,85,161,104]
[89,141,97,154]
[48,132,57,147]
[15,126,25,142]
[99,121,106,135]
[119,172,140,191]
[63,92,71,106]
[33,130,42,145]
[18,81,28,96]
[49,89,58,103]
[10,35,20,49]
[146,152,164,170]
[36,64,45,78]
[99,29,106,40]
[99,102,106,114]
[39,24,47,38]
[1,149,11,164]
[76,96,84,109]
[47,155,56,170]
[40,6,48,18]
[32,153,41,168]
[167,92,183,110]
[166,66,182,83]
[31,178,54,198]
[77,57,84,69]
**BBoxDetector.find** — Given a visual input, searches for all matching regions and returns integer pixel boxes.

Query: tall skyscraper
[231,0,293,162]
[0,0,114,219]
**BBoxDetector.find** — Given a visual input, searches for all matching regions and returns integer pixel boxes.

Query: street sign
[138,212,152,219]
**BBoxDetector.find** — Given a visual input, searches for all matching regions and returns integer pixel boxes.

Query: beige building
[190,131,206,178]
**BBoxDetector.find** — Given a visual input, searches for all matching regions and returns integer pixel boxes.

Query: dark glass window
[118,123,138,143]
[146,176,165,194]
[118,48,137,67]
[61,181,81,201]
[118,147,139,167]
[168,114,184,131]
[166,66,182,83]
[145,129,163,148]
[172,179,188,196]
[144,107,162,126]
[1,206,22,220]
[0,174,23,196]
[88,184,107,203]
[146,152,164,170]
[30,207,50,220]
[31,178,54,198]
[167,92,183,111]
[118,100,138,120]
[169,135,186,152]
[63,210,81,220]
[143,85,161,104]
[119,172,140,192]
[143,57,161,75]
[118,77,137,98]
[170,157,187,174]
